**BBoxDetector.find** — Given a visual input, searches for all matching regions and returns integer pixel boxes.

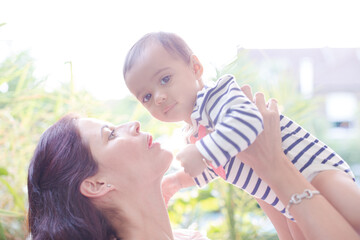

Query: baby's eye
[108,129,116,140]
[143,93,152,103]
[160,75,171,85]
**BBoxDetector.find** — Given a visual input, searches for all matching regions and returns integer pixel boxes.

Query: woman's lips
[147,134,161,149]
[147,134,153,148]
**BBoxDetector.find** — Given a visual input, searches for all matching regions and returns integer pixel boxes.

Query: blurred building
[242,48,360,139]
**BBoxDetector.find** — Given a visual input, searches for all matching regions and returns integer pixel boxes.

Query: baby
[123,32,360,233]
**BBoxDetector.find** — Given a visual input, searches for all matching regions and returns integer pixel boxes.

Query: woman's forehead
[79,118,113,128]
[77,118,110,144]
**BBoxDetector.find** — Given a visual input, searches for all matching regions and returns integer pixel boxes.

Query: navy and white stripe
[190,74,355,220]
[191,75,264,167]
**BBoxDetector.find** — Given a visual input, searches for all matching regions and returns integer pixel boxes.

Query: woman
[27,88,360,239]
[28,112,206,239]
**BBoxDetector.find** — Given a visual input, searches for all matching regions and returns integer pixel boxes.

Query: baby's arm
[196,75,264,168]
[161,169,196,206]
[176,144,207,177]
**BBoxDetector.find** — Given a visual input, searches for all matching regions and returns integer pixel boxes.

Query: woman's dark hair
[27,114,118,240]
[123,31,193,78]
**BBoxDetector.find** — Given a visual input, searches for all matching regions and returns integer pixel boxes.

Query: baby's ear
[80,178,114,198]
[191,55,203,79]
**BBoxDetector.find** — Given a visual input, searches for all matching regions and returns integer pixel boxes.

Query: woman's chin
[165,153,174,167]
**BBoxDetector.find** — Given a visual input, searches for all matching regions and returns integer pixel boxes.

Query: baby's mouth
[163,103,176,114]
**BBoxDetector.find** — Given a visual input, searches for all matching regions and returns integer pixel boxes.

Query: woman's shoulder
[173,229,210,240]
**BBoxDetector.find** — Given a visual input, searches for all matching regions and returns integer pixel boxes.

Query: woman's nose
[129,121,140,135]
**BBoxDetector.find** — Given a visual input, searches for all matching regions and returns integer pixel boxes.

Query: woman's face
[77,118,173,186]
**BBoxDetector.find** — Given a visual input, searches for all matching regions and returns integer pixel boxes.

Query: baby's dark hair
[123,31,193,78]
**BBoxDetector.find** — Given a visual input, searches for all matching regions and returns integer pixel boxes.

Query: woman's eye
[143,93,152,103]
[108,129,116,140]
[160,75,171,85]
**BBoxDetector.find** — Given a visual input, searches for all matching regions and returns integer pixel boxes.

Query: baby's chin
[154,111,186,123]
[157,117,183,123]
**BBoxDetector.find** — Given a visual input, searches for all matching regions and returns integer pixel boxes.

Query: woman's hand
[237,85,284,183]
[238,85,360,240]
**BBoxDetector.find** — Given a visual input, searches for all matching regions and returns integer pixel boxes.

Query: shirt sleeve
[193,166,218,187]
[195,75,264,167]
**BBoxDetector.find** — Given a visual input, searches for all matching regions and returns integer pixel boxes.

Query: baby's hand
[176,144,207,177]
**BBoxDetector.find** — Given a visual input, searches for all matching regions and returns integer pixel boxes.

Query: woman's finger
[254,92,266,112]
[241,84,253,102]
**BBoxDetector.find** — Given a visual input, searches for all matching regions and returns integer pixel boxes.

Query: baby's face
[125,42,203,124]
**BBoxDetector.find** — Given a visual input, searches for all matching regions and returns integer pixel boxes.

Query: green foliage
[168,180,276,240]
[0,53,125,238]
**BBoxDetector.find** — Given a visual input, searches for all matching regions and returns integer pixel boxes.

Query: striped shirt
[189,74,355,219]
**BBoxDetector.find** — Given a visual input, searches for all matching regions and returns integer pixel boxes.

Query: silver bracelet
[285,189,320,216]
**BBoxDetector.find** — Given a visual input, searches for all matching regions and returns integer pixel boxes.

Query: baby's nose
[155,92,166,105]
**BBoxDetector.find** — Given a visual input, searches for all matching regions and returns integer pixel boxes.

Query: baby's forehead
[128,41,166,68]
[126,39,186,75]
[144,39,184,60]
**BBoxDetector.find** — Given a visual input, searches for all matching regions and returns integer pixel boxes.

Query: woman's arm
[238,85,360,240]
[256,198,293,240]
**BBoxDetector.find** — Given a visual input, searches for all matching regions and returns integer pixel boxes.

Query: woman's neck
[108,181,174,240]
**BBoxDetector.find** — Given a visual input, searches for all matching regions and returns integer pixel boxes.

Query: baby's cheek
[145,107,157,117]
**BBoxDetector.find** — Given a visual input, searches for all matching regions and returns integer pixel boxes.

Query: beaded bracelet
[285,189,320,216]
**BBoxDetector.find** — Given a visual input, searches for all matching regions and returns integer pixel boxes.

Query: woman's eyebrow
[100,125,109,139]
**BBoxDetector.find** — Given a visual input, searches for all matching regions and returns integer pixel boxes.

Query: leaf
[0,209,23,218]
[0,178,25,211]
[0,222,5,240]
[14,63,31,93]
[0,168,8,176]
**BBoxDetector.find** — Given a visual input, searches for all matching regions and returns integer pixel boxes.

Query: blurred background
[1,0,359,239]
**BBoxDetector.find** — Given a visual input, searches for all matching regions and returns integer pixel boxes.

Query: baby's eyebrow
[133,85,146,100]
[135,91,142,100]
[152,67,170,79]
[134,67,171,100]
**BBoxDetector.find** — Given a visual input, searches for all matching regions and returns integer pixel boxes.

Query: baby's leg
[311,170,360,234]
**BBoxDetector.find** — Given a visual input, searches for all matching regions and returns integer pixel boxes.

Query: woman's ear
[190,55,203,79]
[80,178,114,198]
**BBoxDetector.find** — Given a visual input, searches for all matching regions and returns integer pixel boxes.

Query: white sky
[1,0,360,100]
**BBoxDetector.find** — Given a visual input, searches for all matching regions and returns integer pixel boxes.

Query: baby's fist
[176,144,206,177]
